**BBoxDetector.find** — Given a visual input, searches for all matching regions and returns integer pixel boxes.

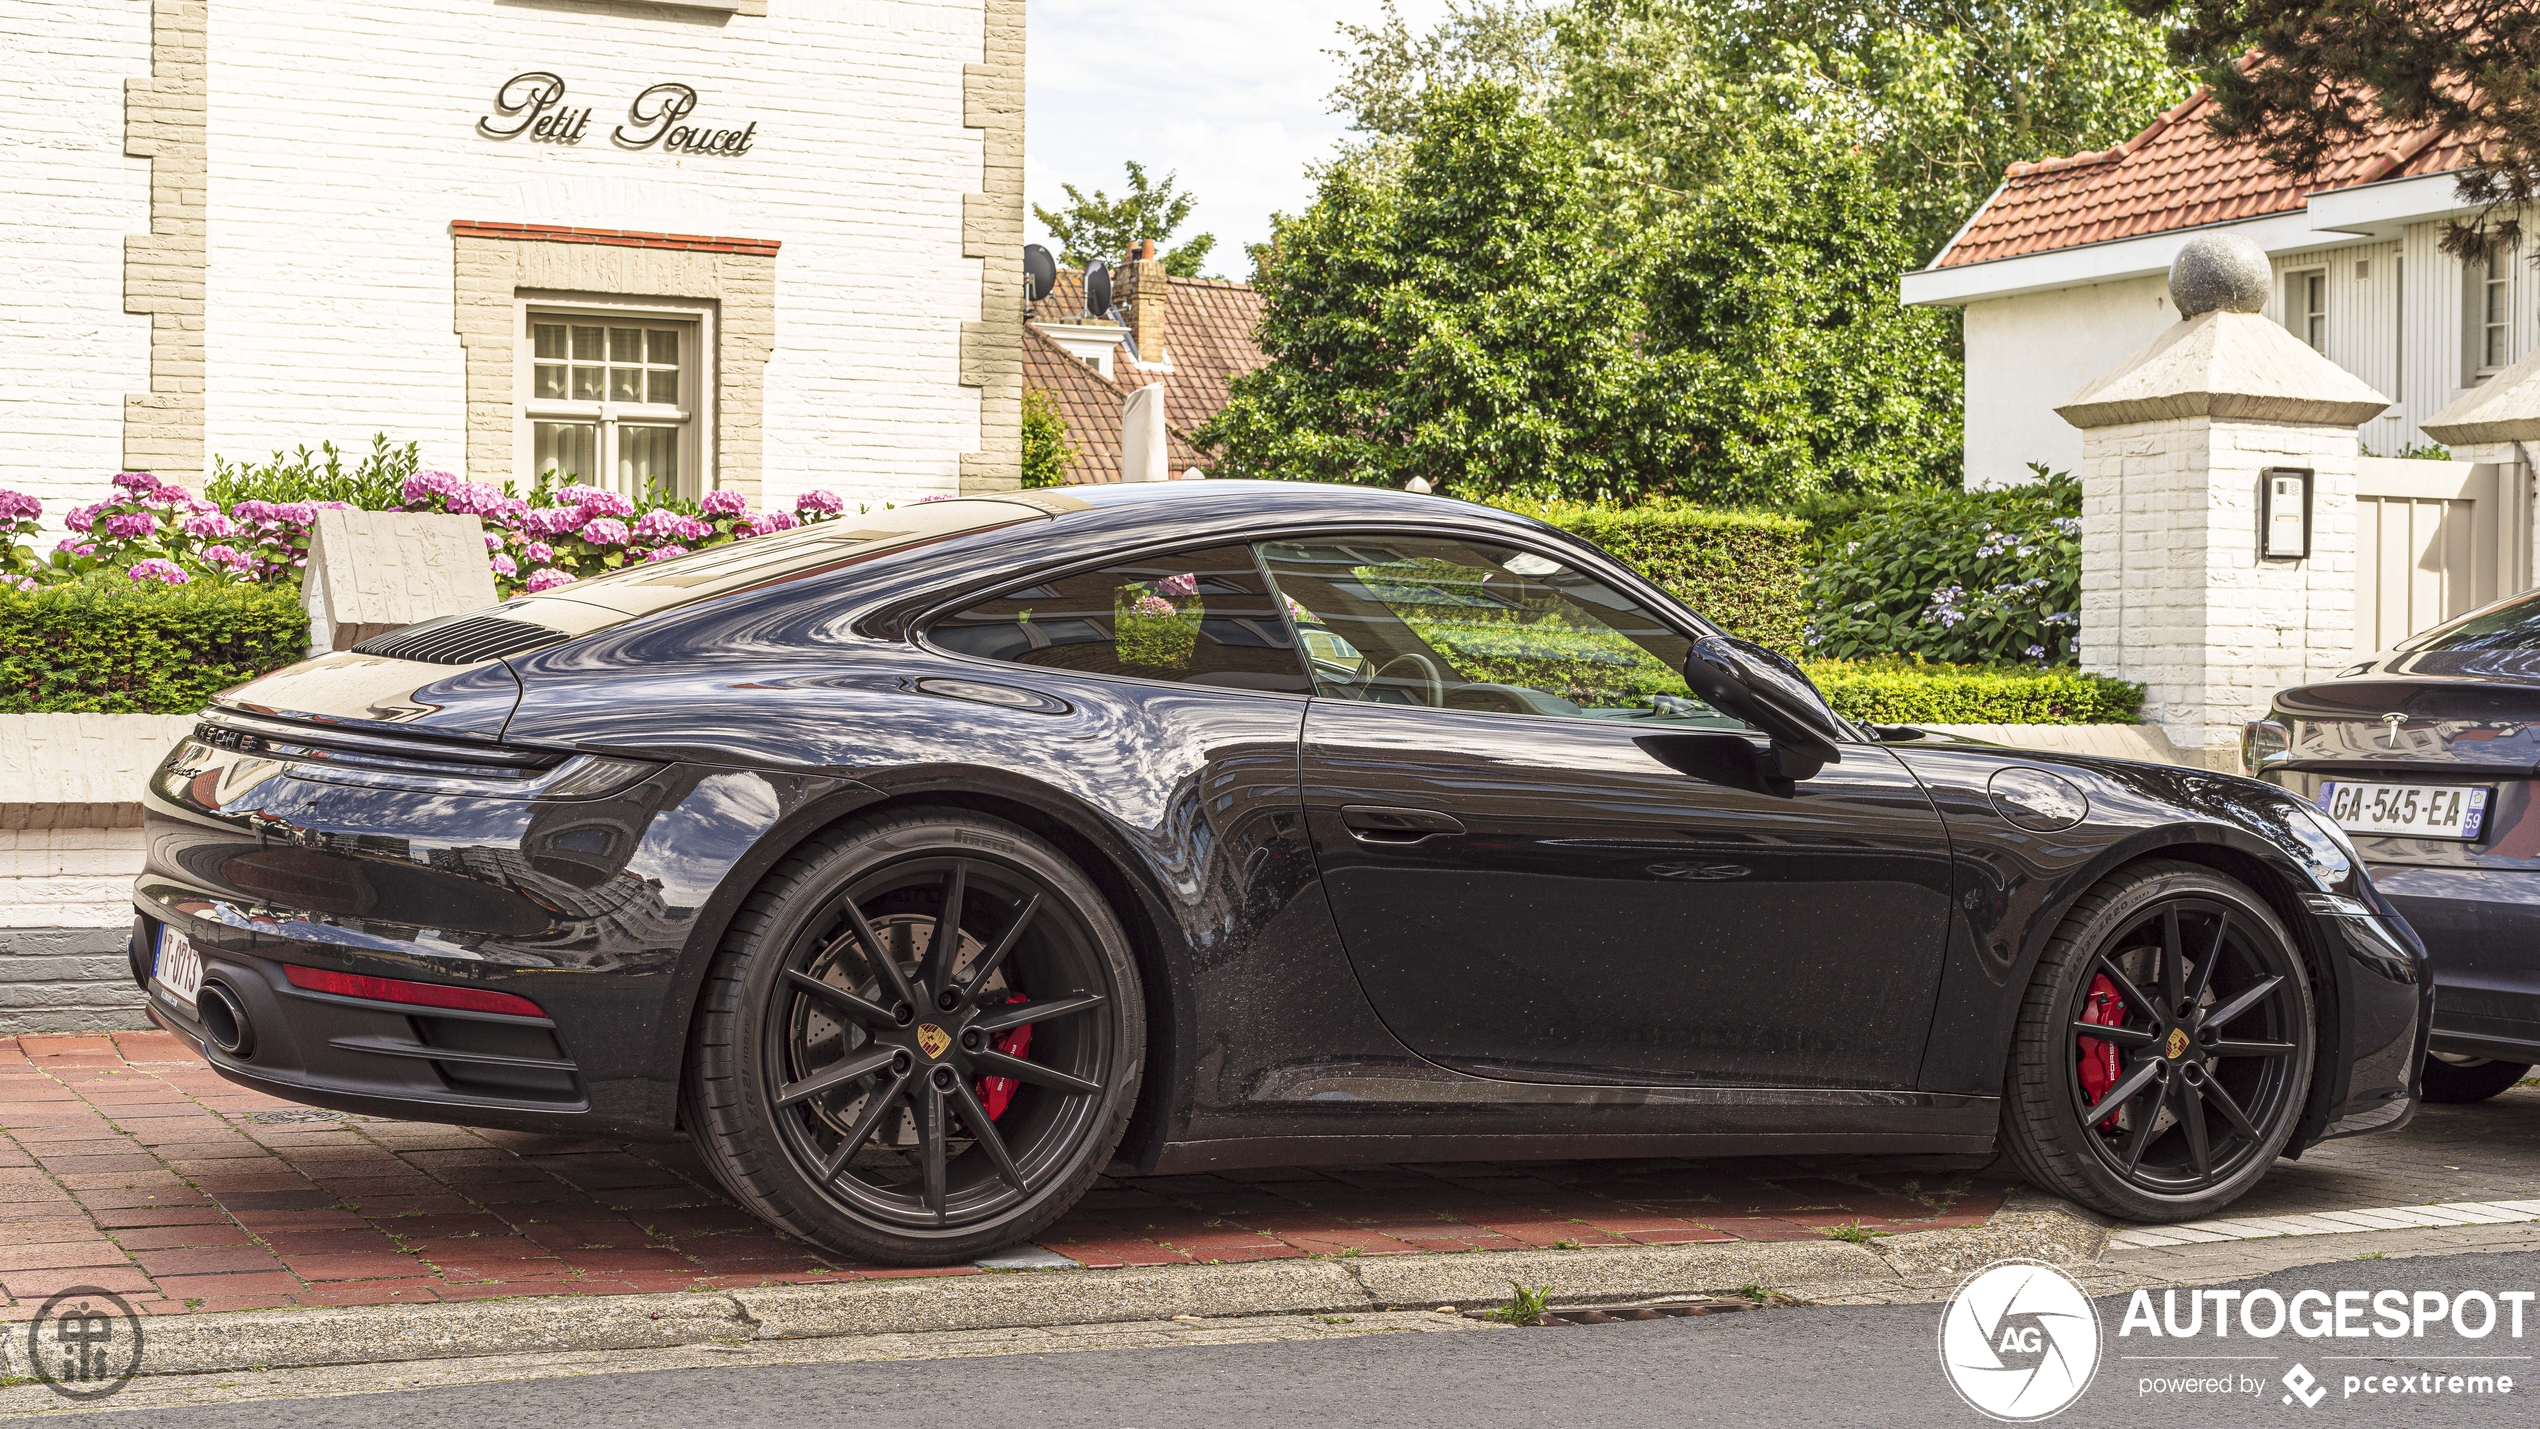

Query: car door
[1257,533,1956,1089]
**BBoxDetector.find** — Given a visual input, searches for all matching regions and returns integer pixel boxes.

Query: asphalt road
[39,1252,2540,1429]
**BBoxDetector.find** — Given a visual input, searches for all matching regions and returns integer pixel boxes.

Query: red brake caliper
[974,994,1032,1120]
[2076,973,2127,1131]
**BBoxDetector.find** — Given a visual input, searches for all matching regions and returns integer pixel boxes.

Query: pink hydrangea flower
[1154,572,1199,600]
[111,472,160,493]
[127,558,188,584]
[522,567,576,592]
[739,510,798,538]
[54,538,95,556]
[632,508,687,541]
[490,553,518,577]
[200,544,252,570]
[1132,594,1176,618]
[65,503,99,532]
[795,489,845,516]
[563,486,636,518]
[103,511,157,540]
[523,541,554,564]
[581,517,630,547]
[484,532,505,552]
[699,489,748,517]
[0,489,41,522]
[183,513,237,541]
[673,516,712,542]
[277,503,318,526]
[525,506,586,537]
[642,544,688,562]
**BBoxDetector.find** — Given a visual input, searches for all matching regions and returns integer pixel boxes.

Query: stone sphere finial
[2168,232,2272,317]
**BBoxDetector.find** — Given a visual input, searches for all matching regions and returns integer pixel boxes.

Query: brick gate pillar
[2056,234,2391,770]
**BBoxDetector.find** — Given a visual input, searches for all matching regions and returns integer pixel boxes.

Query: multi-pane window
[2287,269,2327,351]
[521,311,701,499]
[2482,249,2513,372]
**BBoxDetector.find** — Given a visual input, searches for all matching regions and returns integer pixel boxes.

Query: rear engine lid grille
[355,612,565,665]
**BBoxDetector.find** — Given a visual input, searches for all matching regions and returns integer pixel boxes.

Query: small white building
[1905,88,2490,488]
[3,0,1027,519]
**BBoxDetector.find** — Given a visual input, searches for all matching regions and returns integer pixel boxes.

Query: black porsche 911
[132,482,2426,1263]
[2250,591,2540,1105]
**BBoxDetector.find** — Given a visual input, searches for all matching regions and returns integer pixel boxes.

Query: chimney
[1119,238,1170,369]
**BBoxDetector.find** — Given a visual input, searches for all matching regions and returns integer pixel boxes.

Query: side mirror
[1679,635,1847,781]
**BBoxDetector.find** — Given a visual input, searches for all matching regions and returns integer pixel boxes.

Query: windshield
[2397,589,2540,654]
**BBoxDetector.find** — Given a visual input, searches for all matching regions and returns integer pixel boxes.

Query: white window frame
[2286,267,2327,352]
[2479,248,2513,376]
[513,293,717,501]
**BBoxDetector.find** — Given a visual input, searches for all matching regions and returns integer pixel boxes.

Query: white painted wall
[0,0,151,516]
[199,0,984,510]
[1961,276,2172,487]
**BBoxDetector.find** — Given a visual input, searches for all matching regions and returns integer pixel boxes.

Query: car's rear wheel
[2001,861,2316,1223]
[2420,1052,2532,1104]
[683,810,1143,1265]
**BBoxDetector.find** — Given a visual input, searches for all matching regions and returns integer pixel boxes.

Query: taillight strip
[283,964,547,1019]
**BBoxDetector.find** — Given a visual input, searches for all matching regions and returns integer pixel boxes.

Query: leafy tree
[1198,84,1958,504]
[2132,0,2537,258]
[1032,161,1218,277]
[1019,390,1077,489]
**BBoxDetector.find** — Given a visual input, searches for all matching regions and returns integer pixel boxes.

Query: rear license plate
[2317,781,2492,840]
[153,927,204,1007]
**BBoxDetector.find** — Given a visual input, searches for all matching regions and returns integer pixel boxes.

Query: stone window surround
[451,221,777,504]
[518,295,715,498]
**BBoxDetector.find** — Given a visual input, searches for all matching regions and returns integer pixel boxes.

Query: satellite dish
[1083,260,1113,319]
[1023,244,1057,304]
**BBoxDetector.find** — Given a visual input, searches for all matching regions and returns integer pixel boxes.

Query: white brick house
[3,0,1027,523]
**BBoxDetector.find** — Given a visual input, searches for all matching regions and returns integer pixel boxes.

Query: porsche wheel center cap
[915,1024,951,1060]
[2164,1028,2190,1060]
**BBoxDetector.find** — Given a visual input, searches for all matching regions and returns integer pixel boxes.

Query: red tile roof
[1936,89,2479,268]
[1023,271,1267,482]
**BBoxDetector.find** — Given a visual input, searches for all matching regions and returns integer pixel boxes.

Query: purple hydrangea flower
[563,486,636,519]
[183,513,237,541]
[795,489,844,516]
[54,539,94,556]
[642,545,688,562]
[522,567,576,592]
[201,544,251,569]
[277,503,318,526]
[1154,572,1199,600]
[65,503,99,532]
[0,489,42,522]
[632,508,687,541]
[740,510,798,538]
[127,558,188,584]
[580,517,631,547]
[103,511,157,540]
[699,489,748,517]
[1132,594,1176,618]
[111,472,160,494]
[523,541,554,564]
[491,553,519,577]
[673,516,712,542]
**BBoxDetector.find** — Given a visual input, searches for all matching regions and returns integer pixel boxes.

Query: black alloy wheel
[2002,862,2317,1222]
[684,811,1144,1265]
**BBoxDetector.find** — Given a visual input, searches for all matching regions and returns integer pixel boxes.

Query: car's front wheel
[2420,1052,2531,1104]
[2001,861,2317,1223]
[684,810,1144,1265]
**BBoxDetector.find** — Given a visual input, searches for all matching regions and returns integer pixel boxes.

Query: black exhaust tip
[196,981,255,1059]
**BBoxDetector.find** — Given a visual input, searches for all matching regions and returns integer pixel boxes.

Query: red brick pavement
[0,1034,2007,1315]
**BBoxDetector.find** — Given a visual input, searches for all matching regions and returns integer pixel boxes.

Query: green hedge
[1,580,309,713]
[1803,658,2143,726]
[1493,498,1811,652]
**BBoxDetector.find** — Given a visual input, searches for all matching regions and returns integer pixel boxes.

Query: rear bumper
[2370,864,2540,1064]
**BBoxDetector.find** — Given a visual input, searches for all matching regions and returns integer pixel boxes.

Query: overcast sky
[1025,0,1452,279]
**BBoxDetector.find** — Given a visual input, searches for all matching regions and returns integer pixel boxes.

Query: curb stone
[6,1194,2110,1381]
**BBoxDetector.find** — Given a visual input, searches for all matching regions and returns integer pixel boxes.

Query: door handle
[1340,805,1466,844]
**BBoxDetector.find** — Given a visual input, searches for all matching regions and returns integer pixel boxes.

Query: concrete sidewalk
[0,1034,2009,1318]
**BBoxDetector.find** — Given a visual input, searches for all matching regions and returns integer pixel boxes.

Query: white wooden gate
[2352,455,2530,657]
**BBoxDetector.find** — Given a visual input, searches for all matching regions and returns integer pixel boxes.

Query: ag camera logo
[1939,1260,2103,1421]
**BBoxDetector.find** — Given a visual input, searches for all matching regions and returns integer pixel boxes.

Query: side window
[1256,536,1748,727]
[929,543,1311,693]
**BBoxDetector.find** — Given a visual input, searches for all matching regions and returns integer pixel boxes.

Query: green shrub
[0,579,308,713]
[1496,498,1811,652]
[1804,657,2142,725]
[1021,390,1077,489]
[1805,468,2081,665]
[206,433,420,509]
